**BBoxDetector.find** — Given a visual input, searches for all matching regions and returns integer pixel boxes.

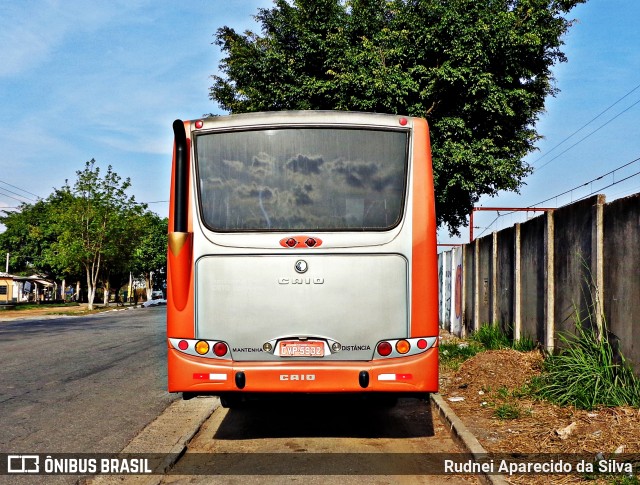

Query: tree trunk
[86,267,95,310]
[145,271,152,301]
[103,280,110,306]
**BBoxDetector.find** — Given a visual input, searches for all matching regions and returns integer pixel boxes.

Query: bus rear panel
[167,111,438,403]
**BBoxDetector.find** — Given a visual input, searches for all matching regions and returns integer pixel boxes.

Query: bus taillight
[377,342,392,356]
[178,340,189,351]
[213,342,228,357]
[395,339,411,354]
[374,337,437,359]
[195,341,210,355]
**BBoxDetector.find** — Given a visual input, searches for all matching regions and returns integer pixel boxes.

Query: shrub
[535,313,640,410]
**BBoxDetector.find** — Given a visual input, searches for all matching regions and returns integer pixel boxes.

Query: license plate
[279,341,325,357]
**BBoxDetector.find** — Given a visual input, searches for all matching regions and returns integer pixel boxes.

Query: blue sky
[1,1,639,243]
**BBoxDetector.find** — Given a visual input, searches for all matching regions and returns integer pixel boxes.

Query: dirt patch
[438,331,640,483]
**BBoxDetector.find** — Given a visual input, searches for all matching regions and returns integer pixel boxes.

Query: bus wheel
[220,394,243,409]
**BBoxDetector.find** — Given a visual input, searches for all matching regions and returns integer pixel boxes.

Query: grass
[438,340,484,371]
[533,313,640,410]
[439,323,536,370]
[439,322,536,372]
[469,323,511,349]
[439,323,539,379]
[493,402,522,420]
[469,323,537,352]
[1,302,81,311]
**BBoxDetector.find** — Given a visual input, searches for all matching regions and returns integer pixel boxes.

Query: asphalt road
[0,307,175,455]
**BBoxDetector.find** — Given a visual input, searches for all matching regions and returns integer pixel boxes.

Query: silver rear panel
[195,254,408,361]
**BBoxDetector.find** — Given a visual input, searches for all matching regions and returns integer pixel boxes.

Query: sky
[1,1,639,244]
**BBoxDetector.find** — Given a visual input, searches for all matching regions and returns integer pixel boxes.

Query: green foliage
[440,323,536,370]
[470,323,511,349]
[470,323,536,351]
[439,340,483,370]
[210,0,586,234]
[534,314,640,410]
[132,213,168,298]
[0,195,80,280]
[492,402,522,420]
[512,334,536,352]
[0,160,165,309]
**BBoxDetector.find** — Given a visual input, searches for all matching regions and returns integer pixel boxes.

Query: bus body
[167,111,438,405]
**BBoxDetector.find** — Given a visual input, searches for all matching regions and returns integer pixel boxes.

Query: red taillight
[399,118,408,126]
[213,342,228,357]
[195,120,204,129]
[305,237,317,247]
[178,340,189,351]
[377,341,392,356]
[286,237,297,248]
[417,339,427,349]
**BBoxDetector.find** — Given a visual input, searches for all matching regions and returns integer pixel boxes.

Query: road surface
[0,307,174,453]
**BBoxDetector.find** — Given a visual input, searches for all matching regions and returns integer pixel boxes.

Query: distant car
[151,290,164,300]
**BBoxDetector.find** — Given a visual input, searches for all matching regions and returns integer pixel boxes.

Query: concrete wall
[477,235,493,327]
[552,196,604,339]
[439,193,640,374]
[463,242,475,335]
[603,194,640,372]
[495,226,515,337]
[519,213,548,346]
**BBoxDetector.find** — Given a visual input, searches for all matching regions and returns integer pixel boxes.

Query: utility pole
[5,253,8,273]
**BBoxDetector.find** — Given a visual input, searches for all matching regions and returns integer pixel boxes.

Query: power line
[530,156,640,207]
[475,156,640,238]
[0,185,35,202]
[0,179,41,199]
[532,81,640,169]
[0,189,31,204]
[534,97,640,172]
[562,168,640,207]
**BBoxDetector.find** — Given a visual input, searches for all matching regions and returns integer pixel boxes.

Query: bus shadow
[213,396,435,440]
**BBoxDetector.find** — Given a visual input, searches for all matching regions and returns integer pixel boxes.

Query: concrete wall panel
[519,214,546,344]
[463,242,475,335]
[604,194,640,371]
[477,235,493,325]
[496,226,515,337]
[552,196,603,339]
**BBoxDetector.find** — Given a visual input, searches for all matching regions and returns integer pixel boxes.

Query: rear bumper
[168,346,438,394]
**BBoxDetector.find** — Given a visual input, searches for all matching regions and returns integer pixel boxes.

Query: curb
[84,396,219,485]
[431,392,510,485]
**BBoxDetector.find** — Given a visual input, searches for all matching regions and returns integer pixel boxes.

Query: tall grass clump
[470,323,511,350]
[535,313,640,410]
[469,323,536,351]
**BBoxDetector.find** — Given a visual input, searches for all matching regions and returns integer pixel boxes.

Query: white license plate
[279,341,324,357]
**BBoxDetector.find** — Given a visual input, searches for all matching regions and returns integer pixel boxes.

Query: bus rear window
[196,128,408,232]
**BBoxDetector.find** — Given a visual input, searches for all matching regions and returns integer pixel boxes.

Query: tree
[131,212,168,301]
[0,193,82,284]
[53,160,146,310]
[210,0,586,234]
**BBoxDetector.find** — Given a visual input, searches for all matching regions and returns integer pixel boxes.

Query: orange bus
[167,111,438,407]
